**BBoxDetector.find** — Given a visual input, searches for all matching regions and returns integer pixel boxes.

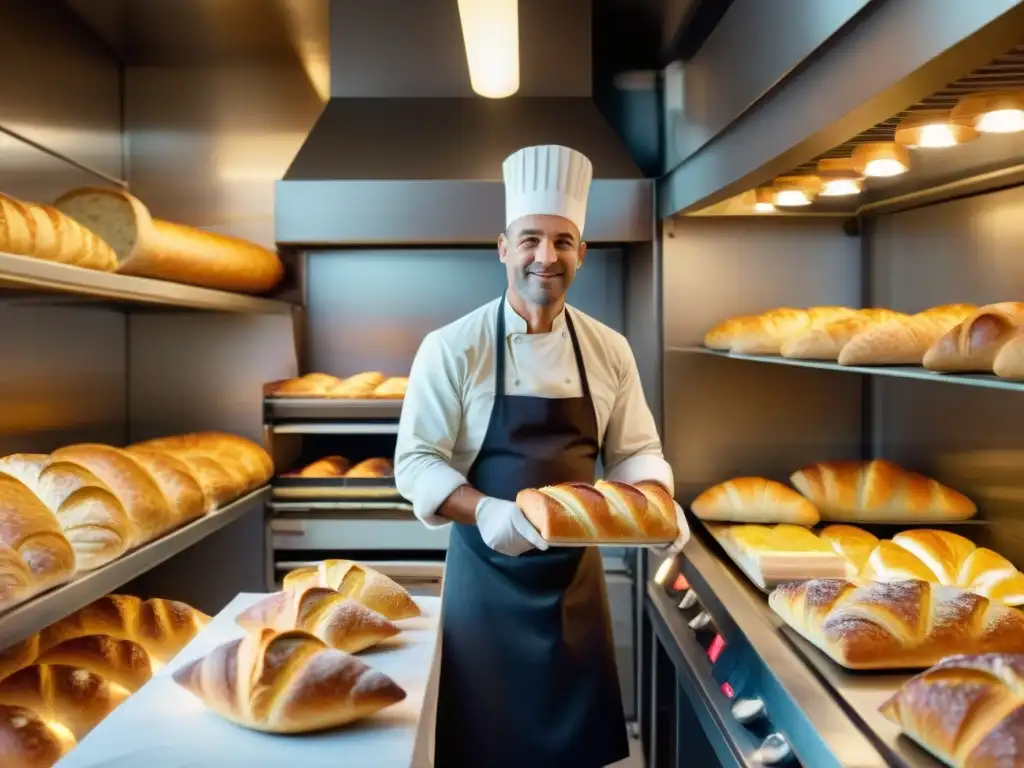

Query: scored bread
[690,477,820,525]
[372,377,408,399]
[282,560,421,621]
[705,307,856,355]
[172,628,406,734]
[332,372,387,398]
[130,431,273,492]
[34,636,152,693]
[838,303,977,366]
[781,309,907,360]
[0,703,76,768]
[818,525,880,574]
[790,459,976,522]
[344,458,394,478]
[923,302,1024,373]
[992,331,1024,380]
[0,193,117,272]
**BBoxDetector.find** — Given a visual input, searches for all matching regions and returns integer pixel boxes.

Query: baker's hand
[653,500,690,558]
[475,497,549,556]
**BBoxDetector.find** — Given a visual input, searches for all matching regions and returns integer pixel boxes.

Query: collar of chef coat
[503,295,569,337]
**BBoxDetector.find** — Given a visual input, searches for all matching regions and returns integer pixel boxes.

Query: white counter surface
[57,593,442,768]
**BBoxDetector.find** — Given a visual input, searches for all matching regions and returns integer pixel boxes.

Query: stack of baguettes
[171,559,419,735]
[704,303,980,365]
[0,592,209,767]
[0,431,272,613]
[269,371,408,399]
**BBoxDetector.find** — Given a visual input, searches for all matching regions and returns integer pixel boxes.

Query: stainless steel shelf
[271,422,400,435]
[264,397,402,422]
[0,487,269,649]
[0,251,294,314]
[674,346,1024,392]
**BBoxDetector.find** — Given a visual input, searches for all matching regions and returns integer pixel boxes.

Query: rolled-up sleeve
[395,332,467,528]
[602,339,675,495]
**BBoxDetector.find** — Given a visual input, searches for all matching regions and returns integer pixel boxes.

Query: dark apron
[434,295,628,768]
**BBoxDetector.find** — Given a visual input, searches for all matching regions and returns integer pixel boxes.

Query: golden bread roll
[633,481,678,530]
[0,193,116,272]
[236,587,400,653]
[372,376,408,399]
[131,431,273,492]
[35,636,151,693]
[109,448,205,526]
[281,560,420,621]
[332,371,387,398]
[789,459,976,522]
[923,302,1024,373]
[691,477,820,525]
[879,653,1024,768]
[344,458,394,478]
[838,303,977,366]
[289,456,350,478]
[0,703,75,768]
[272,373,346,397]
[0,637,39,683]
[817,525,879,573]
[172,628,406,733]
[781,309,907,360]
[770,579,1024,669]
[992,331,1024,380]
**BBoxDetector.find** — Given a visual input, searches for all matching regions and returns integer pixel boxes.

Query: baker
[394,144,688,768]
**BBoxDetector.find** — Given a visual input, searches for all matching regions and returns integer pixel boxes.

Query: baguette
[172,628,406,733]
[781,309,907,360]
[839,303,977,366]
[923,302,1024,373]
[235,587,400,653]
[0,193,116,272]
[281,560,421,620]
[34,636,152,693]
[0,475,76,611]
[54,187,284,294]
[769,578,1024,669]
[992,331,1024,380]
[879,653,1024,768]
[130,431,273,492]
[0,454,131,571]
[515,480,679,543]
[705,307,856,355]
[0,703,75,768]
[690,477,820,525]
[270,373,346,397]
[790,459,976,522]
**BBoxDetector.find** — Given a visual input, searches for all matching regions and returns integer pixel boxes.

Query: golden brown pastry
[271,373,347,397]
[131,431,273,494]
[289,456,351,478]
[923,302,1024,373]
[879,653,1024,768]
[992,331,1024,380]
[282,560,421,621]
[790,459,976,522]
[838,303,977,366]
[172,628,406,733]
[235,587,400,653]
[690,477,820,525]
[34,636,152,693]
[0,703,75,768]
[331,372,387,398]
[372,377,408,399]
[0,637,39,683]
[705,307,856,355]
[345,458,394,479]
[0,193,117,272]
[781,308,908,360]
[817,525,879,573]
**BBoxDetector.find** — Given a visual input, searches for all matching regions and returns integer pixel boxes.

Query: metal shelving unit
[676,346,1024,392]
[0,251,294,315]
[0,487,269,648]
[271,422,400,435]
[264,397,403,422]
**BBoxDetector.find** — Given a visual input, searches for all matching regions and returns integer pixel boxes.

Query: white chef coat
[395,296,674,527]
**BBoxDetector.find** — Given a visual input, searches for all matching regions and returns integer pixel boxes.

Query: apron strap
[563,310,592,401]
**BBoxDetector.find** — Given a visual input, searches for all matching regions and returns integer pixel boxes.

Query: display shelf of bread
[0,593,208,767]
[704,523,848,590]
[696,301,1024,390]
[273,456,400,500]
[268,372,408,400]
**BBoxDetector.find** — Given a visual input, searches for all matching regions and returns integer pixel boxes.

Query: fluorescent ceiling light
[458,0,520,99]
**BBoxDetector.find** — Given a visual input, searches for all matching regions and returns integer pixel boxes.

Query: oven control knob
[754,732,794,765]
[688,611,713,631]
[679,590,699,610]
[731,697,766,725]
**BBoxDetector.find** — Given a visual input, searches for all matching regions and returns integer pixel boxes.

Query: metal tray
[272,475,402,500]
[544,533,676,548]
[264,396,402,422]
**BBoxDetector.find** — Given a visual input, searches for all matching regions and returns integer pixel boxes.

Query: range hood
[275,0,652,246]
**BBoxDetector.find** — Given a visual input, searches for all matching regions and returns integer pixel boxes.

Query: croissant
[172,628,406,733]
[690,477,820,525]
[235,587,400,653]
[923,302,1024,373]
[515,480,679,543]
[769,578,1024,669]
[838,303,976,366]
[282,560,421,621]
[879,653,1024,768]
[0,703,76,768]
[780,309,907,360]
[789,459,976,522]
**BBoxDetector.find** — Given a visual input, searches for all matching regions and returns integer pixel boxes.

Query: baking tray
[264,396,403,422]
[272,475,402,500]
[542,532,677,548]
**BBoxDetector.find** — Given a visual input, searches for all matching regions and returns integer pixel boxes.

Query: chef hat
[502,145,594,236]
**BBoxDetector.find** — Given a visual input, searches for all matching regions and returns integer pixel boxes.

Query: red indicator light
[673,573,690,591]
[707,634,726,663]
[721,682,735,699]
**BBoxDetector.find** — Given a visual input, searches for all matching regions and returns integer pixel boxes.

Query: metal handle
[688,610,713,631]
[679,589,699,610]
[731,697,766,726]
[754,733,794,766]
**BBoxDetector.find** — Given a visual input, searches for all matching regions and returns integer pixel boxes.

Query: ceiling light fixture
[852,142,910,177]
[894,111,979,148]
[457,0,520,99]
[815,158,864,196]
[753,188,777,213]
[952,90,1024,134]
[772,176,821,207]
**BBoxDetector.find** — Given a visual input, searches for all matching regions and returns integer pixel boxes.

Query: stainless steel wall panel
[623,240,662,425]
[304,249,624,376]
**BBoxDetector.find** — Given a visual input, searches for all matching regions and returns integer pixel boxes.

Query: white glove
[475,497,550,556]
[653,501,690,558]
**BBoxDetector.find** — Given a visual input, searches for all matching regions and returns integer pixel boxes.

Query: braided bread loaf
[0,703,75,768]
[769,578,1024,669]
[173,628,406,733]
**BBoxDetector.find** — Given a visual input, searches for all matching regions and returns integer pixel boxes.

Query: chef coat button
[514,379,521,386]
[562,331,567,339]
[565,378,572,384]
[514,337,521,344]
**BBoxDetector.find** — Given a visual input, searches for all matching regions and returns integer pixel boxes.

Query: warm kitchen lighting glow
[952,90,1024,134]
[894,112,978,148]
[457,0,520,98]
[754,187,776,213]
[852,142,910,177]
[772,175,820,207]
[654,557,675,585]
[816,158,863,196]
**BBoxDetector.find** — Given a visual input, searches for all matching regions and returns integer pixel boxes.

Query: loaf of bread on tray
[704,306,856,354]
[332,371,386,398]
[992,331,1024,380]
[769,578,1024,669]
[372,376,408,399]
[173,628,406,734]
[34,636,152,693]
[817,524,880,573]
[515,480,678,544]
[236,587,400,654]
[879,653,1024,768]
[282,560,421,621]
[285,456,393,479]
[838,303,977,366]
[0,192,117,272]
[54,187,284,294]
[344,458,394,478]
[790,459,976,522]
[691,477,820,525]
[780,308,907,360]
[0,703,75,768]
[923,302,1024,373]
[269,371,406,399]
[0,474,76,612]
